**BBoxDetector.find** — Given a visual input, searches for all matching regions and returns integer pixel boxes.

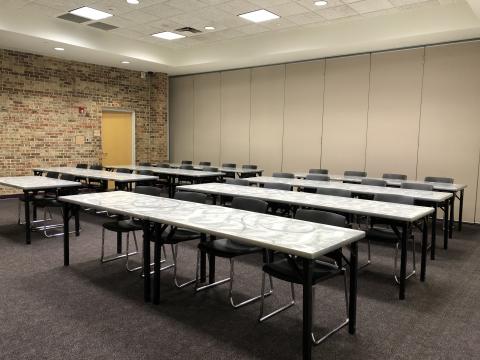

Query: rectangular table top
[166,163,263,174]
[106,165,225,178]
[177,183,433,222]
[0,176,82,190]
[59,191,364,259]
[32,167,157,183]
[245,176,452,203]
[294,173,467,192]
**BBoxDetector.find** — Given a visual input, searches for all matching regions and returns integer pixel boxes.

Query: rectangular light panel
[69,7,113,21]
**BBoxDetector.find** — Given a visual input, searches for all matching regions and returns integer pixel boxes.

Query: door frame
[101,108,136,164]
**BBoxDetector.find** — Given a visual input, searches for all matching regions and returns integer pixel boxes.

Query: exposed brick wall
[0,48,168,195]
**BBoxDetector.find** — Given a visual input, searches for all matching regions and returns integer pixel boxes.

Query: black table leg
[458,190,464,231]
[23,191,31,245]
[302,258,313,360]
[200,233,207,283]
[443,200,449,250]
[153,224,168,305]
[142,221,152,303]
[63,203,70,266]
[420,217,428,282]
[117,232,122,254]
[449,194,454,239]
[74,206,80,236]
[348,241,358,335]
[431,204,437,260]
[208,235,216,284]
[399,223,408,300]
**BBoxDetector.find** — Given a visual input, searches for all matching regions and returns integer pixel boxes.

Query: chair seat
[366,227,400,243]
[199,239,263,258]
[263,258,341,285]
[33,198,62,208]
[161,228,201,244]
[103,219,142,233]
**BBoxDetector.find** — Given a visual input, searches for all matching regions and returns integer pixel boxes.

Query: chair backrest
[225,178,250,186]
[264,182,292,191]
[374,193,414,205]
[90,164,103,170]
[157,163,170,168]
[222,163,236,168]
[134,186,163,197]
[316,188,352,198]
[202,166,218,172]
[382,173,407,180]
[309,168,328,174]
[295,209,347,228]
[361,178,386,187]
[76,163,88,169]
[401,182,434,191]
[424,176,454,184]
[199,161,211,166]
[180,164,194,170]
[242,164,258,170]
[60,173,76,181]
[116,168,131,174]
[344,170,367,177]
[231,197,268,214]
[139,162,151,166]
[46,172,59,179]
[272,172,294,179]
[174,191,207,204]
[138,170,154,176]
[181,160,193,165]
[305,174,330,182]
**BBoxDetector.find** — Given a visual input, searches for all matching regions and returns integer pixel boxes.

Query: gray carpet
[0,197,479,360]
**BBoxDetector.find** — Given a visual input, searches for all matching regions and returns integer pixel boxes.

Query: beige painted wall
[169,40,480,223]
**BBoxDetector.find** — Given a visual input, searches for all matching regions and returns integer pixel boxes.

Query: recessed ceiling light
[127,0,139,4]
[314,1,328,6]
[54,47,64,51]
[121,61,130,64]
[69,7,113,21]
[238,9,279,23]
[152,31,185,40]
[205,26,215,30]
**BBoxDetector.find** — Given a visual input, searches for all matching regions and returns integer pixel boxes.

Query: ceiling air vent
[176,26,202,34]
[57,13,90,23]
[88,22,118,31]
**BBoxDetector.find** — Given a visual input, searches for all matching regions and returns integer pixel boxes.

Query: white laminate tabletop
[107,165,225,178]
[59,191,364,259]
[0,176,81,190]
[245,176,452,203]
[167,163,263,174]
[32,167,157,183]
[294,173,466,192]
[178,183,433,222]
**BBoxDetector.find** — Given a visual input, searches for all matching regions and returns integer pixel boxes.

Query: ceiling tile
[235,23,270,34]
[260,17,297,30]
[316,5,358,20]
[287,12,326,25]
[139,3,184,19]
[348,0,394,14]
[217,0,259,16]
[164,0,209,12]
[268,2,310,17]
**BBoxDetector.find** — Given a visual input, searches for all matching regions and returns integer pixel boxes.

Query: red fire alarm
[79,107,85,115]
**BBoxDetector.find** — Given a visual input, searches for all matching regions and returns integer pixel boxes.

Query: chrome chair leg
[101,230,137,264]
[195,250,231,292]
[311,269,349,345]
[126,232,142,272]
[394,234,416,284]
[258,273,295,322]
[172,243,195,288]
[140,243,171,277]
[358,238,372,270]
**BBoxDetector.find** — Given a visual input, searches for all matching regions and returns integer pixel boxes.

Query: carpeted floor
[0,196,479,360]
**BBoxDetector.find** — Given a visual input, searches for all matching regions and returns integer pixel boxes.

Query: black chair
[383,173,407,180]
[225,178,249,186]
[157,191,209,288]
[181,160,193,165]
[202,166,218,172]
[425,176,453,184]
[272,172,294,179]
[259,209,349,345]
[115,168,133,191]
[366,194,416,283]
[139,162,151,166]
[101,186,163,272]
[264,182,292,191]
[90,164,103,170]
[316,188,352,198]
[87,164,104,191]
[180,165,194,170]
[199,161,211,166]
[196,197,272,308]
[401,182,433,191]
[222,163,236,168]
[137,170,156,187]
[361,178,386,187]
[344,170,366,177]
[263,183,292,216]
[309,169,328,174]
[76,163,88,169]
[305,174,329,181]
[157,163,171,168]
[242,164,258,169]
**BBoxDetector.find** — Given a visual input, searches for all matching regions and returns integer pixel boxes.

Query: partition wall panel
[321,54,370,175]
[220,69,251,166]
[169,76,194,163]
[250,65,285,176]
[417,42,480,222]
[282,60,325,173]
[193,73,221,165]
[365,48,424,179]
